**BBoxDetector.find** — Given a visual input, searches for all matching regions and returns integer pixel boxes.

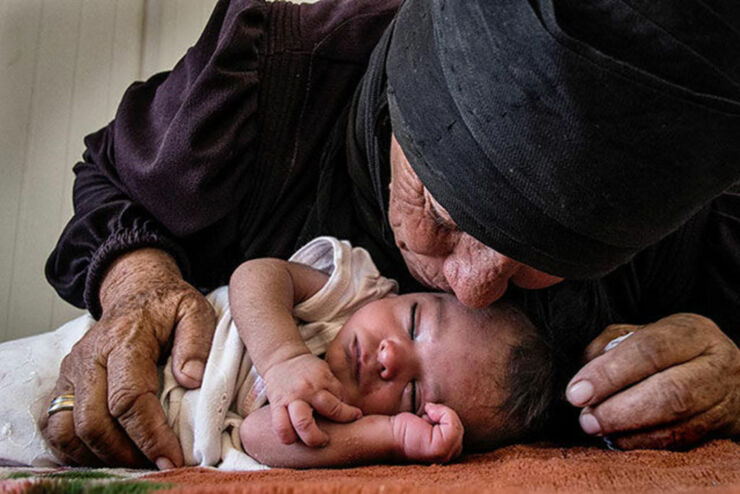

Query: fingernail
[567,380,594,406]
[155,457,175,470]
[182,360,205,383]
[580,413,601,435]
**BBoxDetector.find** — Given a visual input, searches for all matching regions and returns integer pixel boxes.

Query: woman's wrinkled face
[388,135,563,308]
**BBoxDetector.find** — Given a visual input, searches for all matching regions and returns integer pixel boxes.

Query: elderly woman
[43,0,740,469]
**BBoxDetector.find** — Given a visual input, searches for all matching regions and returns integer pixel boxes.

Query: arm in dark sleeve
[111,0,264,235]
[634,184,740,344]
[45,149,190,319]
[694,185,740,344]
[45,0,266,317]
[602,183,739,345]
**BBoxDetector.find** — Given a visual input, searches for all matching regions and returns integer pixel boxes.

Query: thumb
[424,403,462,430]
[171,293,217,388]
[423,403,447,424]
[424,403,463,462]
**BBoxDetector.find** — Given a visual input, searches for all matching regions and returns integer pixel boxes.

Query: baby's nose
[377,339,403,380]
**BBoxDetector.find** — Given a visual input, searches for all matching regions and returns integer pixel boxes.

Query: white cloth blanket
[0,237,396,470]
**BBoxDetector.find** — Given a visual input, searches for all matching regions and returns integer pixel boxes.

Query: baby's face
[325,293,519,444]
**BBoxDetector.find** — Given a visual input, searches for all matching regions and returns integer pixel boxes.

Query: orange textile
[145,439,740,494]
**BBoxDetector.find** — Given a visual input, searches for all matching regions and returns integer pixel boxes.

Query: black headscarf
[385,0,740,279]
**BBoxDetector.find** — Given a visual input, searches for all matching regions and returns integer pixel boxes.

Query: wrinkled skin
[40,248,216,469]
[567,313,740,449]
[387,135,563,309]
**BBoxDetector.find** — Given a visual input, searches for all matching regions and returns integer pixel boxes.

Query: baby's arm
[230,259,361,447]
[240,403,464,468]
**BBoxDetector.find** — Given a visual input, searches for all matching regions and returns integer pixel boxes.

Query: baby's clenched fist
[391,403,463,463]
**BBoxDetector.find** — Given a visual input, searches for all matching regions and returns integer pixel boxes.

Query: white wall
[0,0,217,341]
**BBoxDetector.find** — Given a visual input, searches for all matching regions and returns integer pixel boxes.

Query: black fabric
[45,0,402,315]
[693,183,740,338]
[386,0,740,279]
[509,193,739,437]
[44,0,739,369]
[298,18,423,292]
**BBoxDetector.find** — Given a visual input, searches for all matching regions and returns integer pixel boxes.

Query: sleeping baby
[0,237,554,469]
[227,237,554,467]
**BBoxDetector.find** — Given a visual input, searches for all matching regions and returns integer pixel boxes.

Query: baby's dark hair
[474,303,556,448]
[499,304,556,438]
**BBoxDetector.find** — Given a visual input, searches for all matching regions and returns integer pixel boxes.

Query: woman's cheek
[399,247,450,291]
[404,232,438,255]
[404,218,455,256]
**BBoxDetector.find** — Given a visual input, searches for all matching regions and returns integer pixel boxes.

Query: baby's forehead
[413,296,538,446]
[437,351,509,437]
[442,298,524,340]
[428,300,521,399]
[433,330,513,390]
[440,336,514,428]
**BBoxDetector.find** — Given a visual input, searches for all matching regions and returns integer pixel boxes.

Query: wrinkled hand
[391,403,463,463]
[39,248,216,468]
[567,313,740,449]
[262,353,362,447]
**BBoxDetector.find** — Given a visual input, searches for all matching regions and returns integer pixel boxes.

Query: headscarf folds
[386,0,740,278]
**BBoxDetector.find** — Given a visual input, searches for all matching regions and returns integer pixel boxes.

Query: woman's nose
[443,236,520,308]
[377,339,403,380]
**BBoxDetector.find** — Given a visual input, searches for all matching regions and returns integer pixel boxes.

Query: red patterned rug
[2,440,739,493]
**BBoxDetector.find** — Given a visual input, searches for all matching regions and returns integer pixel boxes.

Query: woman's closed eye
[428,198,458,232]
[429,206,452,230]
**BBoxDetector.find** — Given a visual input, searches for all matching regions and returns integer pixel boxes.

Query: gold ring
[48,394,74,416]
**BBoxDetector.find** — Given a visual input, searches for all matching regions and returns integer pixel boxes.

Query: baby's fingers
[270,405,298,445]
[425,403,461,428]
[424,403,464,461]
[311,390,362,423]
[288,400,329,448]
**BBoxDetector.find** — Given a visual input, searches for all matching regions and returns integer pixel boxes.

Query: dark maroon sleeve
[45,0,266,318]
[45,152,190,318]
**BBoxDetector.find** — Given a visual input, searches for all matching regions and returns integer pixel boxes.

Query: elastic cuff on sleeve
[83,229,191,319]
